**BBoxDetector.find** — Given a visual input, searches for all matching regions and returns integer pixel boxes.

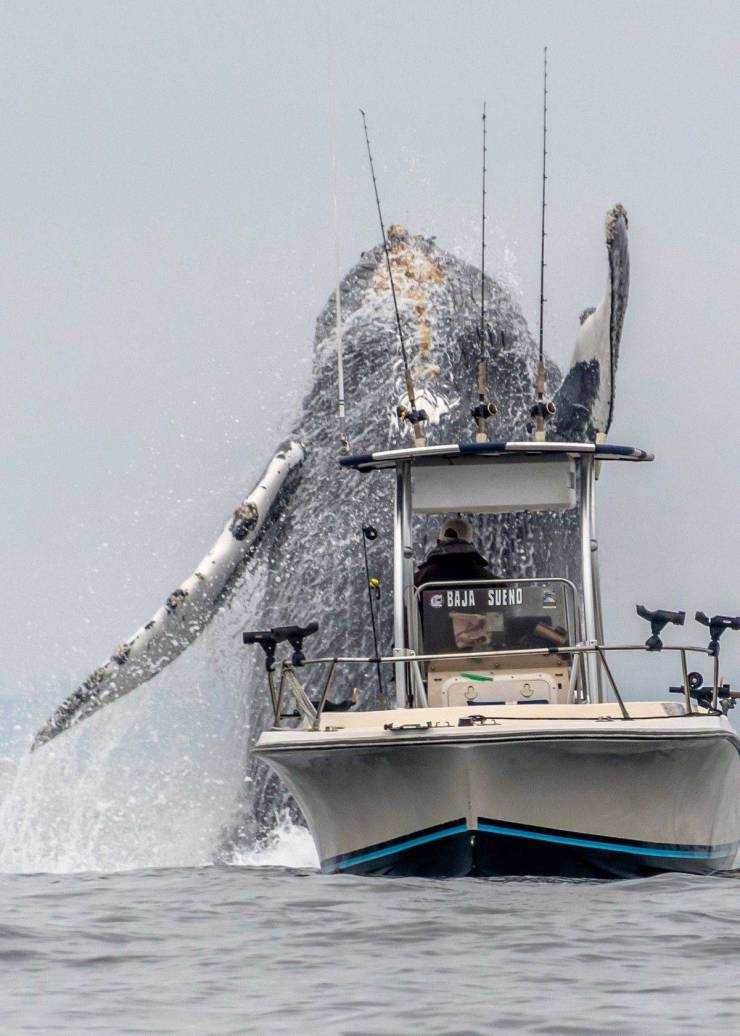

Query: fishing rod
[531,46,556,442]
[538,48,548,371]
[360,109,427,447]
[361,525,385,708]
[328,39,349,453]
[480,101,487,346]
[472,101,497,444]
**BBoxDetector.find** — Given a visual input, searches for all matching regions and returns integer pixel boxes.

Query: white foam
[232,815,319,870]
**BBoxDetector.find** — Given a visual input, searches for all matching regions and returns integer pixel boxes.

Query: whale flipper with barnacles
[31,443,305,749]
[32,207,629,750]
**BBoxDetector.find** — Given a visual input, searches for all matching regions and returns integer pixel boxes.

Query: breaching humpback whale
[33,206,629,758]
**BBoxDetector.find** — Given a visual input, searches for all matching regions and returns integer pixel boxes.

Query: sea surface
[1,826,739,1036]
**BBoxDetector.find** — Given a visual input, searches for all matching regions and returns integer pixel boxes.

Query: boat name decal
[442,587,524,608]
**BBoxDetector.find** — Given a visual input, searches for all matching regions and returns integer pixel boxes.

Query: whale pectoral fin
[32,440,305,751]
[553,204,630,441]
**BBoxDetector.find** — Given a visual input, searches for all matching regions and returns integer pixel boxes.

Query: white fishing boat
[251,439,740,878]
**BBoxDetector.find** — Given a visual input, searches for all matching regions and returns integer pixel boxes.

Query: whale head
[302,229,561,454]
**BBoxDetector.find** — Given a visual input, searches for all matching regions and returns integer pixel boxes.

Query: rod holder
[636,605,685,651]
[243,621,319,670]
[695,611,740,657]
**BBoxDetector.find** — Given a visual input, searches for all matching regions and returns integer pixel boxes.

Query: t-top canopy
[339,440,654,473]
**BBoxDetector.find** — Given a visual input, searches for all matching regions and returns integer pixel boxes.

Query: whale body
[33,207,630,841]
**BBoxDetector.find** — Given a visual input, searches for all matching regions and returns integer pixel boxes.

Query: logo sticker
[542,590,557,609]
[430,593,444,608]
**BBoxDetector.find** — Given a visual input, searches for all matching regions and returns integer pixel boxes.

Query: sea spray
[229,811,319,870]
[0,622,250,872]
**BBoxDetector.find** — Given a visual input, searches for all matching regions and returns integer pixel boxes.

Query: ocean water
[2,614,737,1034]
[1,822,739,1036]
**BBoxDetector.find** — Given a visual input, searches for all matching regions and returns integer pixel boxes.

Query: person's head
[437,516,473,545]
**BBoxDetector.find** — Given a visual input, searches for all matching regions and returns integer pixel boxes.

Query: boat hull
[256,720,740,879]
[322,819,737,879]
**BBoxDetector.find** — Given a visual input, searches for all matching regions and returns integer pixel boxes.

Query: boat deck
[255,701,735,752]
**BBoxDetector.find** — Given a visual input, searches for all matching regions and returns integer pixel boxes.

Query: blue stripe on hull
[476,822,730,860]
[334,824,468,870]
[323,819,738,878]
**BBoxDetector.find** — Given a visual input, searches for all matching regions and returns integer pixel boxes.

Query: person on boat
[414,516,494,587]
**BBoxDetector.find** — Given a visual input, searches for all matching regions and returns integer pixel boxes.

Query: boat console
[416,578,578,707]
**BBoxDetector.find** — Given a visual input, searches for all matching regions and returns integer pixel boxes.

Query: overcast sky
[1,0,739,727]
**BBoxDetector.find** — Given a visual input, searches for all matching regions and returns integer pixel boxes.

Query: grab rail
[259,642,713,729]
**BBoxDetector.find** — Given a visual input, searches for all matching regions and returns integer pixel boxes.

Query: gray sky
[1,0,739,723]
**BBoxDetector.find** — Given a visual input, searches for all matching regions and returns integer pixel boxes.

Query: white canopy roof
[340,440,653,473]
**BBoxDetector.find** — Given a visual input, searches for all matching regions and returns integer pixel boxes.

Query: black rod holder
[636,605,685,651]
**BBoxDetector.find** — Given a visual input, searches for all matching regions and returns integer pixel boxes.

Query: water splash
[0,623,250,873]
[229,813,319,870]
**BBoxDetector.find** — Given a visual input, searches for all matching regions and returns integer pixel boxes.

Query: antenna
[472,102,497,443]
[360,110,427,447]
[531,47,556,441]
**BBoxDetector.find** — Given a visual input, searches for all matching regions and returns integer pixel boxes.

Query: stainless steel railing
[262,642,716,729]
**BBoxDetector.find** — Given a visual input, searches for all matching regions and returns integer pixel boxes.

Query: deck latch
[458,714,499,727]
[383,721,433,732]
